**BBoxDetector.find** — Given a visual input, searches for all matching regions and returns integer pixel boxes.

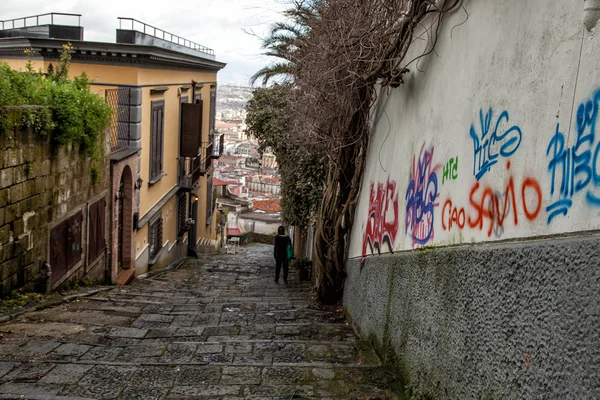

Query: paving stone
[0,362,19,378]
[220,366,262,385]
[60,384,123,399]
[171,314,196,327]
[108,326,148,338]
[132,313,175,329]
[20,340,61,355]
[79,365,138,386]
[225,342,253,354]
[312,368,336,380]
[192,352,235,364]
[4,362,55,382]
[0,382,64,396]
[173,327,205,337]
[232,353,273,365]
[146,327,178,338]
[176,365,221,385]
[191,313,221,325]
[130,366,178,387]
[170,384,242,396]
[190,342,220,354]
[160,343,197,363]
[39,363,94,384]
[114,344,165,362]
[51,343,92,357]
[121,386,170,399]
[79,345,123,361]
[262,367,311,386]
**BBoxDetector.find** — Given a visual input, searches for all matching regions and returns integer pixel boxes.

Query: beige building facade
[0,13,226,283]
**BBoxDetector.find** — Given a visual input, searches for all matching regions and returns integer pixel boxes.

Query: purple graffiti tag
[405,143,440,247]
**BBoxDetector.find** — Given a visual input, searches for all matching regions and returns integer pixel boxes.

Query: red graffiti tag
[362,178,399,259]
[442,162,542,237]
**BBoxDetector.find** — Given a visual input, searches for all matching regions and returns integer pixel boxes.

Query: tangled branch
[282,0,462,303]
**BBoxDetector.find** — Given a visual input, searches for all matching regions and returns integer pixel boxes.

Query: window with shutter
[177,193,187,236]
[180,102,203,157]
[206,178,214,226]
[149,212,163,260]
[209,90,216,134]
[150,100,165,182]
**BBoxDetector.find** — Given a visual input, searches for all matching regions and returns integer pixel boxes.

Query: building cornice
[0,37,226,71]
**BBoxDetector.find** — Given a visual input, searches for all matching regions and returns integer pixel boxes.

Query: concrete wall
[345,0,600,398]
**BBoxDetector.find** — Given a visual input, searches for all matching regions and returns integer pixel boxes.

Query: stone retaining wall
[0,128,109,296]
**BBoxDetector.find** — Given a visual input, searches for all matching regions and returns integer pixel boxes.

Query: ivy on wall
[0,44,111,161]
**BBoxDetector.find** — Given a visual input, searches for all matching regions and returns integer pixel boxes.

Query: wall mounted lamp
[135,177,143,190]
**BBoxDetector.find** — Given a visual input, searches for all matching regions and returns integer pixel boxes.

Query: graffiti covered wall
[350,1,600,259]
[345,1,600,399]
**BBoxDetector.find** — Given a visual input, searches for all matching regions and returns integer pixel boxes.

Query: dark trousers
[275,258,289,282]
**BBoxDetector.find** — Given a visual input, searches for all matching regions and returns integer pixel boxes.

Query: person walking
[273,226,292,284]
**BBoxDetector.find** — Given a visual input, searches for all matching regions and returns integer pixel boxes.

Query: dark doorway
[189,199,198,252]
[117,175,125,271]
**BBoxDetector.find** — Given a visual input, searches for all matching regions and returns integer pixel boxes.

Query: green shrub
[0,44,111,161]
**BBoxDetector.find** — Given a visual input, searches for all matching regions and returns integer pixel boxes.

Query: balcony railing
[1,13,81,30]
[210,134,224,159]
[179,152,210,190]
[117,18,214,56]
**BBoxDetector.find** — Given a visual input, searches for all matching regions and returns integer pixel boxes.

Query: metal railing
[179,154,206,190]
[118,17,214,56]
[1,13,81,30]
[105,88,131,153]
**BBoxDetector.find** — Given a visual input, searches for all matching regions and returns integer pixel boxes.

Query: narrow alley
[0,244,397,399]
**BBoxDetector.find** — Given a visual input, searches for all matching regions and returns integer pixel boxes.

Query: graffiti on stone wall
[442,161,542,237]
[362,178,399,258]
[405,143,440,247]
[546,89,600,224]
[442,156,459,184]
[470,108,523,181]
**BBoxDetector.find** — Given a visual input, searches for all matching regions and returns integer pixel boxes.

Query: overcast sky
[0,0,288,85]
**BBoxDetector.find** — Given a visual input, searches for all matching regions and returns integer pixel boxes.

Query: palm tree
[250,2,316,86]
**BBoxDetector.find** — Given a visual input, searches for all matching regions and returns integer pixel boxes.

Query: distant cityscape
[214,85,282,236]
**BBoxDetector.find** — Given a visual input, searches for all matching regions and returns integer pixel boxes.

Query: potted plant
[293,258,312,282]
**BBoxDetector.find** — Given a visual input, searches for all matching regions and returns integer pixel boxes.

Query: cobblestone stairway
[0,244,399,399]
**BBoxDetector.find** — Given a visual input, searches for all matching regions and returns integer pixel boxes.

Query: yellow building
[0,13,226,283]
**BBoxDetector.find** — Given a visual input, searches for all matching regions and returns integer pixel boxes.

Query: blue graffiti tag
[470,108,523,181]
[546,90,600,224]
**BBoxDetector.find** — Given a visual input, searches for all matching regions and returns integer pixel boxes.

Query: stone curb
[135,256,189,280]
[0,287,114,324]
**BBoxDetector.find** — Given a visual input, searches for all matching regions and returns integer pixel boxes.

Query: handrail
[1,13,81,30]
[117,17,214,56]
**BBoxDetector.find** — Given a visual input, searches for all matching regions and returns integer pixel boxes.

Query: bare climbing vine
[285,0,463,303]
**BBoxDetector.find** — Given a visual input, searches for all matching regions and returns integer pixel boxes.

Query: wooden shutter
[98,198,106,254]
[158,106,164,174]
[209,90,216,133]
[150,101,165,180]
[88,201,98,261]
[149,213,163,259]
[180,103,203,157]
[67,211,83,269]
[50,220,68,283]
[89,198,106,262]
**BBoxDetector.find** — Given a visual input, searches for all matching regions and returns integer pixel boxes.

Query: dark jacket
[274,235,291,261]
